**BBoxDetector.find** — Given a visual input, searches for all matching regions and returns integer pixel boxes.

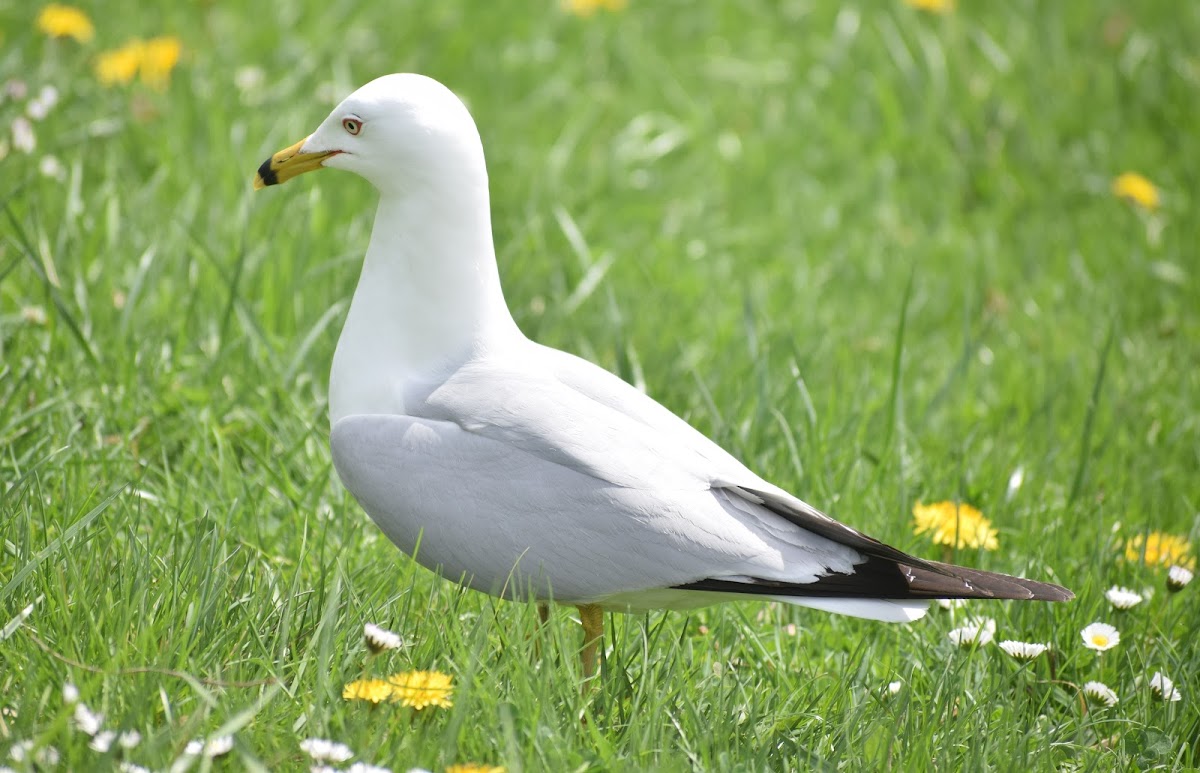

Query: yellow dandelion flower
[386,670,453,710]
[93,36,181,90]
[95,41,144,86]
[1111,172,1160,210]
[562,0,627,18]
[912,501,999,551]
[446,765,505,773]
[904,0,955,14]
[139,36,182,90]
[1123,532,1194,570]
[341,678,394,704]
[37,4,94,43]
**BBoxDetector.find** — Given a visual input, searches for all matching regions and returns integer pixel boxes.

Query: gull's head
[253,73,485,195]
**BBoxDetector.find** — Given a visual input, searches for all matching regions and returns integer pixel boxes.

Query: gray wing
[533,342,755,482]
[330,351,868,604]
[530,347,1071,602]
[332,349,1071,612]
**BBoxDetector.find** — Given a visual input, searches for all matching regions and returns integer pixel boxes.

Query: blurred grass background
[1,0,1198,770]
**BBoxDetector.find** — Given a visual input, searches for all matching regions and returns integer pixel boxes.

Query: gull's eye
[342,117,362,136]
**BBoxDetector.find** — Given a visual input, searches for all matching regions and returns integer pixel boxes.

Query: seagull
[253,74,1072,680]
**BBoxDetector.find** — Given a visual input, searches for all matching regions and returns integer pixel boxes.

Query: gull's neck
[329,177,521,422]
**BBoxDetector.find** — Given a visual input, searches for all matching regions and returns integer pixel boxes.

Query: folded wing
[330,348,1070,621]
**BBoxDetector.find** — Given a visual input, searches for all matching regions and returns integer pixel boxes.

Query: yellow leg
[532,603,550,662]
[577,604,604,681]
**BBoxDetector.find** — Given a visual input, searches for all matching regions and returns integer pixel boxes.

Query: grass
[2,0,1198,769]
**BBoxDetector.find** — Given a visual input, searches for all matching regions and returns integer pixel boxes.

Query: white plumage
[253,73,1071,675]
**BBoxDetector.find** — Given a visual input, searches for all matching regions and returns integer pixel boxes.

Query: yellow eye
[342,117,362,135]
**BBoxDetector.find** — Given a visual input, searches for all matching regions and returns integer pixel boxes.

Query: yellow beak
[252,136,339,190]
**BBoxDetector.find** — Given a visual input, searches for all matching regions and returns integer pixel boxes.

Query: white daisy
[118,730,142,749]
[27,97,50,121]
[1167,565,1193,592]
[1082,681,1118,707]
[300,738,354,763]
[1104,586,1143,610]
[73,702,104,735]
[26,85,59,120]
[1080,622,1120,652]
[62,683,79,704]
[11,116,35,154]
[234,66,266,94]
[38,155,65,181]
[948,617,995,647]
[204,736,235,757]
[38,85,59,108]
[347,764,392,773]
[185,736,235,758]
[886,680,903,696]
[119,763,153,773]
[363,622,403,653]
[20,306,47,325]
[90,730,116,753]
[1149,671,1182,702]
[998,640,1050,661]
[8,741,32,763]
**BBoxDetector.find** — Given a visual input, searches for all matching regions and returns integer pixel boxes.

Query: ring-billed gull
[253,74,1072,680]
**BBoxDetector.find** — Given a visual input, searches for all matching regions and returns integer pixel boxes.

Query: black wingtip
[919,561,1075,602]
[674,558,1074,603]
[722,485,1075,603]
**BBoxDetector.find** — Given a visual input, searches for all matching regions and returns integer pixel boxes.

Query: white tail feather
[771,596,930,623]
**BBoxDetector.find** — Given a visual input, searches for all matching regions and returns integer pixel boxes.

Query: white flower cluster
[300,737,399,771]
[66,686,143,756]
[8,740,59,767]
[1,80,65,178]
[184,735,234,758]
[347,764,393,773]
[73,702,104,736]
[300,738,355,763]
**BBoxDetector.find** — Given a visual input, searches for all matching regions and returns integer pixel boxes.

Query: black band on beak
[256,157,280,187]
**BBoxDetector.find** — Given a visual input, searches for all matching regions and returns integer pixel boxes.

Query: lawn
[2,0,1198,770]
